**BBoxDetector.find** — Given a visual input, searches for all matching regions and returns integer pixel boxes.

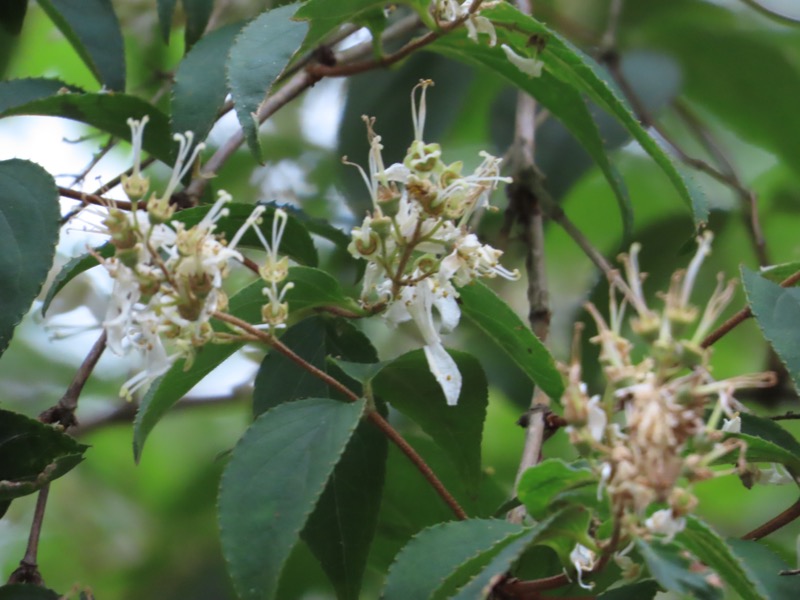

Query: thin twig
[367,411,467,520]
[700,268,800,348]
[211,310,468,520]
[742,496,800,540]
[7,485,50,585]
[506,0,554,527]
[39,331,107,429]
[771,411,800,421]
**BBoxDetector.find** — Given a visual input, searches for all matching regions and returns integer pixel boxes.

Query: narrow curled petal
[501,44,544,78]
[424,342,462,406]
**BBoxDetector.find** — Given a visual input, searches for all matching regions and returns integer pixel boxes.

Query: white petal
[433,287,460,333]
[424,342,462,406]
[501,44,544,78]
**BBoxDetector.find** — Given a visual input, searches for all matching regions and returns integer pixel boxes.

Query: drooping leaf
[0,409,88,501]
[0,159,59,357]
[741,266,800,393]
[637,539,723,600]
[532,504,594,567]
[434,3,708,226]
[382,518,526,600]
[328,357,391,386]
[41,243,114,317]
[172,21,244,142]
[727,539,798,600]
[458,281,564,400]
[36,0,125,91]
[516,459,595,520]
[218,397,365,600]
[372,349,488,494]
[739,413,800,459]
[0,85,173,162]
[182,0,214,48]
[302,415,387,600]
[227,3,307,161]
[676,516,767,600]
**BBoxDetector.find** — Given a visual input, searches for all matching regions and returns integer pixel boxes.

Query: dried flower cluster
[347,81,519,405]
[561,234,778,584]
[91,118,292,398]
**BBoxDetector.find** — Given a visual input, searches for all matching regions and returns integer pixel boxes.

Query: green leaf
[218,397,365,600]
[532,504,593,567]
[0,409,88,501]
[0,159,59,357]
[0,585,60,599]
[302,415,387,600]
[173,202,318,266]
[293,0,388,58]
[254,317,377,415]
[382,519,525,600]
[742,266,800,394]
[760,262,800,286]
[0,1,28,36]
[36,0,125,91]
[637,539,722,600]
[677,516,767,600]
[437,3,708,226]
[227,4,307,161]
[182,0,214,48]
[41,243,114,317]
[720,432,800,474]
[458,281,564,400]
[253,318,328,415]
[0,84,173,163]
[597,580,660,600]
[727,539,798,600]
[372,349,487,494]
[172,21,244,142]
[449,527,543,600]
[157,0,177,43]
[739,412,800,458]
[433,37,634,237]
[133,278,266,461]
[328,358,391,386]
[284,266,366,316]
[517,459,595,520]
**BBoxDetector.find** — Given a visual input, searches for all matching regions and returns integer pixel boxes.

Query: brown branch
[700,268,800,348]
[367,411,467,520]
[59,187,132,212]
[7,485,50,585]
[39,331,107,429]
[742,496,800,540]
[210,310,467,520]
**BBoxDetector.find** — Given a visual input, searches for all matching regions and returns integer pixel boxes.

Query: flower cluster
[432,0,499,46]
[91,118,292,398]
[347,81,519,405]
[561,234,778,583]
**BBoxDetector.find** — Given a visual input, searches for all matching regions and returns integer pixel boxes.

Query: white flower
[644,509,686,542]
[586,395,607,443]
[400,280,462,405]
[756,463,795,486]
[721,415,741,433]
[501,44,544,78]
[569,544,596,590]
